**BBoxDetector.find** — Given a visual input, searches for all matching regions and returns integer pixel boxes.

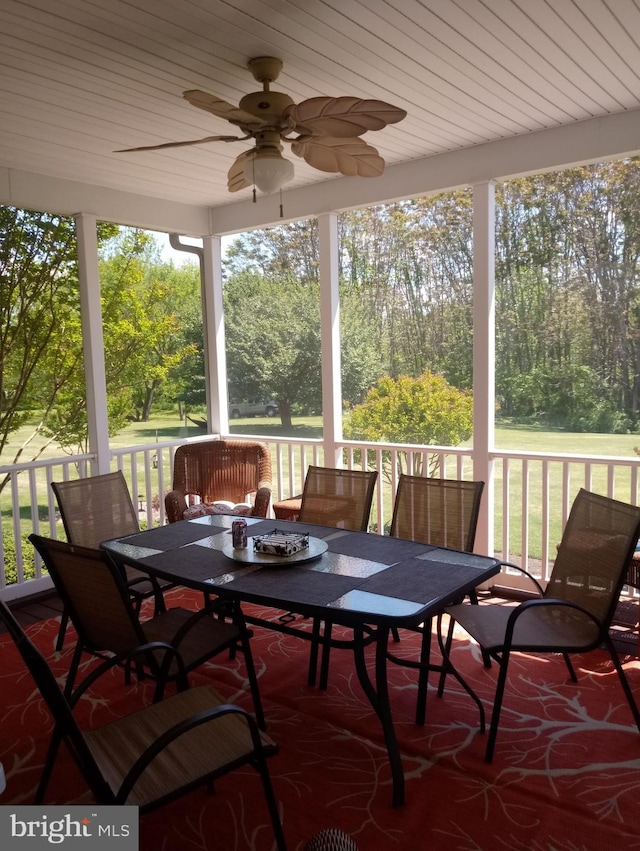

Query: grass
[3,412,640,569]
[6,411,640,460]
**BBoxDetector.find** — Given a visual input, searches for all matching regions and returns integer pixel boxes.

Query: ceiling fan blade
[291,136,385,177]
[183,90,266,129]
[285,97,407,138]
[115,134,243,153]
[228,150,254,192]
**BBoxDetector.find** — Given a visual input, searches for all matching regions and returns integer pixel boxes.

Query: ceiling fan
[116,57,407,196]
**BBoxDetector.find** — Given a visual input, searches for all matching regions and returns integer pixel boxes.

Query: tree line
[227,159,640,433]
[1,158,638,477]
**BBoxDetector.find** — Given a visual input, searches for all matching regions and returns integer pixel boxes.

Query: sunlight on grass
[3,412,640,569]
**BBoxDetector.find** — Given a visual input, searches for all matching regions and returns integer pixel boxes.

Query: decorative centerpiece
[253,529,310,557]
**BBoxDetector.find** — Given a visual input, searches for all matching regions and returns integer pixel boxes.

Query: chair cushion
[183,501,252,520]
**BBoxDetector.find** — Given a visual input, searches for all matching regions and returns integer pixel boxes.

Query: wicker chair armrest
[116,702,265,803]
[251,484,272,518]
[165,489,188,524]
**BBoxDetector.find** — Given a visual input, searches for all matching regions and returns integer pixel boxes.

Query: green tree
[495,160,640,430]
[46,229,201,451]
[223,269,386,426]
[0,207,118,477]
[344,370,473,476]
[99,230,200,424]
[224,272,321,427]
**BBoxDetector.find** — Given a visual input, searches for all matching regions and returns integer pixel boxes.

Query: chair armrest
[165,489,188,523]
[494,561,546,597]
[251,484,272,518]
[116,701,267,803]
[67,641,187,707]
[504,596,601,647]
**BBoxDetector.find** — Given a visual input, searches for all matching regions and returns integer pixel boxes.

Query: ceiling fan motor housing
[239,90,294,122]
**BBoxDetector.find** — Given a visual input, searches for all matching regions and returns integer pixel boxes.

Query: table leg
[352,624,405,807]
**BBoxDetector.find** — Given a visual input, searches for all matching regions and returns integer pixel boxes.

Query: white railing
[2,433,640,601]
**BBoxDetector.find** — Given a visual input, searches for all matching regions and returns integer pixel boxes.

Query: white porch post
[75,213,110,474]
[318,213,342,467]
[202,235,229,433]
[472,181,496,556]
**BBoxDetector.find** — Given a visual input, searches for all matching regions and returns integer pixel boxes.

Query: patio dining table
[102,515,500,806]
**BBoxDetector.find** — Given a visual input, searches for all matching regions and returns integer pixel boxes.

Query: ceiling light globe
[244,151,294,194]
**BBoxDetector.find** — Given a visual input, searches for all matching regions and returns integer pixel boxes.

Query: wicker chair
[165,439,272,523]
[29,534,265,730]
[386,475,485,724]
[302,467,378,689]
[51,471,174,650]
[441,488,640,763]
[0,599,286,849]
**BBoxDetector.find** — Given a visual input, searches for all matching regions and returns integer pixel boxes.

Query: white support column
[472,181,496,556]
[318,213,342,467]
[75,213,110,474]
[202,235,229,434]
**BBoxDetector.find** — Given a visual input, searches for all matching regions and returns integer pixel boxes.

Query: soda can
[232,518,248,548]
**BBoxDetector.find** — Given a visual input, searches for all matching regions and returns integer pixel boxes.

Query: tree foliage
[0,207,118,476]
[3,157,640,474]
[223,237,386,426]
[0,218,201,470]
[223,161,640,436]
[344,370,473,475]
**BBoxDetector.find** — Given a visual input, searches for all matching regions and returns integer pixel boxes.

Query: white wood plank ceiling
[2,0,640,219]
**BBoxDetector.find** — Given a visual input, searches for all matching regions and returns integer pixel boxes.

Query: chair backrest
[51,471,139,548]
[29,534,146,656]
[298,466,378,531]
[390,475,484,551]
[171,439,272,505]
[0,598,113,800]
[304,828,360,851]
[546,488,640,627]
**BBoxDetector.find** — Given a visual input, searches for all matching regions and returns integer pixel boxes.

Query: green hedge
[2,530,37,585]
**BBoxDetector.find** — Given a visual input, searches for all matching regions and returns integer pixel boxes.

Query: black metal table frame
[103,516,500,807]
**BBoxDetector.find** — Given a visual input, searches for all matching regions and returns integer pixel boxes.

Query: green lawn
[3,412,640,570]
[5,411,640,460]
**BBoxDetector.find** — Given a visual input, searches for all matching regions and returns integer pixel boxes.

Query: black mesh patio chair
[298,465,378,531]
[386,475,484,723]
[304,828,359,850]
[440,488,640,763]
[0,598,286,850]
[29,534,265,731]
[301,467,378,688]
[51,471,175,649]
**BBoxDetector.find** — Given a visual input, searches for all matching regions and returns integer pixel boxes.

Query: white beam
[201,236,229,434]
[209,107,640,234]
[318,213,342,467]
[0,169,210,235]
[2,108,638,239]
[471,182,496,557]
[75,213,110,474]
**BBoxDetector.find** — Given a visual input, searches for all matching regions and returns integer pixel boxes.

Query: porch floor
[3,588,639,657]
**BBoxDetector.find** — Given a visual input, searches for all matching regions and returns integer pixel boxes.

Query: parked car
[229,399,278,419]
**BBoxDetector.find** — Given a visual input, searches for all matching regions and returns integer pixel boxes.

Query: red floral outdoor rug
[2,587,640,850]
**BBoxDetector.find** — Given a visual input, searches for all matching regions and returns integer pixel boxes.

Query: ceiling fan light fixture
[244,149,294,194]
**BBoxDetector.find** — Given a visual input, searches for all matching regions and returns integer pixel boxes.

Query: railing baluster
[4,436,640,600]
